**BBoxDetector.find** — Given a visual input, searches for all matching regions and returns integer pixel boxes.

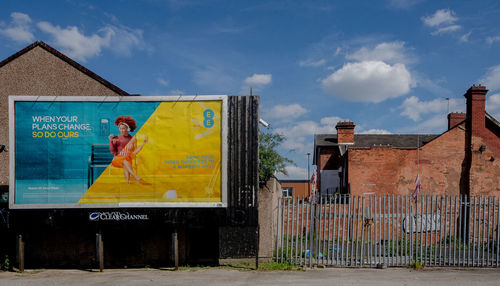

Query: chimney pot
[447,112,466,130]
[464,85,488,136]
[336,121,355,143]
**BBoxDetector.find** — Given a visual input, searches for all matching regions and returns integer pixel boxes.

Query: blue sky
[2,0,500,179]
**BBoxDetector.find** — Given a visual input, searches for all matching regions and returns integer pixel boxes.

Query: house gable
[0,41,131,185]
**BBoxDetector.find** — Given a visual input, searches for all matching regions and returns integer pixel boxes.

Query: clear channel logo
[89,212,100,221]
[89,212,149,221]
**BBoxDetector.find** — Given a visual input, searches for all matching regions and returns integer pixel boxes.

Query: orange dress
[110,135,136,168]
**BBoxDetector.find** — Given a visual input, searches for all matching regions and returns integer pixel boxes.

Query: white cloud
[422,9,458,27]
[334,47,342,56]
[346,41,412,64]
[399,96,463,121]
[37,21,112,62]
[460,32,471,42]
[278,166,308,180]
[275,116,347,153]
[244,73,272,86]
[298,59,326,67]
[321,61,414,103]
[487,93,500,119]
[37,21,145,62]
[360,129,392,134]
[0,12,35,43]
[319,116,344,126]
[400,114,448,133]
[11,12,31,23]
[275,121,320,152]
[168,89,185,95]
[431,24,461,35]
[481,64,500,91]
[418,114,447,130]
[275,115,394,158]
[104,25,145,56]
[422,9,461,36]
[486,36,500,45]
[276,121,318,139]
[156,77,169,87]
[241,73,273,94]
[262,104,308,122]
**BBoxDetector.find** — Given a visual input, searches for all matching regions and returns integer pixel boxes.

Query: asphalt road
[1,267,500,286]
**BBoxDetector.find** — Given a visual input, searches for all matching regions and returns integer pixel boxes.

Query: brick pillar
[448,112,466,130]
[336,121,355,144]
[464,85,488,136]
[463,85,488,197]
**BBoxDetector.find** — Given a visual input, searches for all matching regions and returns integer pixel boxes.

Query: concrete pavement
[1,267,500,286]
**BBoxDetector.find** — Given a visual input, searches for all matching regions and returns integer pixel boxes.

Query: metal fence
[274,195,500,267]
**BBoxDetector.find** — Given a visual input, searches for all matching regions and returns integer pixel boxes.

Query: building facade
[279,179,312,199]
[314,85,500,198]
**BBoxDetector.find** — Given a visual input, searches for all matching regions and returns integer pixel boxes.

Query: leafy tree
[259,128,294,184]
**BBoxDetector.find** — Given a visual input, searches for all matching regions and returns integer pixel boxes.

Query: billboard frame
[9,95,228,209]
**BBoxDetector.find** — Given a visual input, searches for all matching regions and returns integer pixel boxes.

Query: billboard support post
[96,233,103,272]
[17,234,24,273]
[173,229,179,270]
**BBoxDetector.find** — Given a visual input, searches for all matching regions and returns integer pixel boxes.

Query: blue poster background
[15,101,160,204]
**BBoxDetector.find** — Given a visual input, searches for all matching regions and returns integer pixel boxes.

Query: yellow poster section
[79,101,222,203]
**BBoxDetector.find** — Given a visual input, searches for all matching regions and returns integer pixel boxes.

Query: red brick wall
[448,113,466,130]
[336,121,355,143]
[281,181,311,198]
[318,147,342,194]
[469,130,500,196]
[466,86,487,138]
[348,126,467,197]
[319,147,340,170]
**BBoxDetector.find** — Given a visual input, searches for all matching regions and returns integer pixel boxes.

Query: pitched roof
[0,41,130,96]
[314,134,439,148]
[486,112,500,128]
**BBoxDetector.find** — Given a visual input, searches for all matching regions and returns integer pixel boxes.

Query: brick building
[279,179,312,199]
[313,85,500,197]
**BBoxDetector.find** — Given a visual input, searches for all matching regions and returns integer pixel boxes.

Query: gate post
[308,201,315,268]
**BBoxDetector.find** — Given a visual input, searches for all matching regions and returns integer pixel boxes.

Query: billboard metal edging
[9,95,228,209]
[8,96,15,208]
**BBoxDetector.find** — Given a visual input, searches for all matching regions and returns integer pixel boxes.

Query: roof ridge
[0,41,130,96]
[486,111,500,128]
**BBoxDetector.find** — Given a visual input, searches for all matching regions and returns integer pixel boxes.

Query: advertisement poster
[9,96,227,208]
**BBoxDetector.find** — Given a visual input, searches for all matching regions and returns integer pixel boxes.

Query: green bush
[0,255,9,271]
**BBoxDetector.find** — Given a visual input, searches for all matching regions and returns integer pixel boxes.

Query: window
[282,187,293,198]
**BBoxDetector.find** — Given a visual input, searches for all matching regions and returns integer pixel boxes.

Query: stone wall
[258,177,281,261]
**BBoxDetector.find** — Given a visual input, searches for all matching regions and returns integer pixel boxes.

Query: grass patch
[177,265,213,271]
[257,261,304,271]
[409,260,424,270]
[177,261,304,272]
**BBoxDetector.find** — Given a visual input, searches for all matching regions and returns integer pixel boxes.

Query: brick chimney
[447,112,466,130]
[464,85,488,136]
[336,121,355,143]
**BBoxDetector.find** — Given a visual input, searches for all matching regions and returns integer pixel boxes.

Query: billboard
[9,96,228,209]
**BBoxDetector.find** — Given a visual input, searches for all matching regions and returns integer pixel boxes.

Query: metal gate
[274,195,500,267]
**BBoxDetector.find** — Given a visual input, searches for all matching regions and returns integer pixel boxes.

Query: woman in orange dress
[109,116,147,183]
